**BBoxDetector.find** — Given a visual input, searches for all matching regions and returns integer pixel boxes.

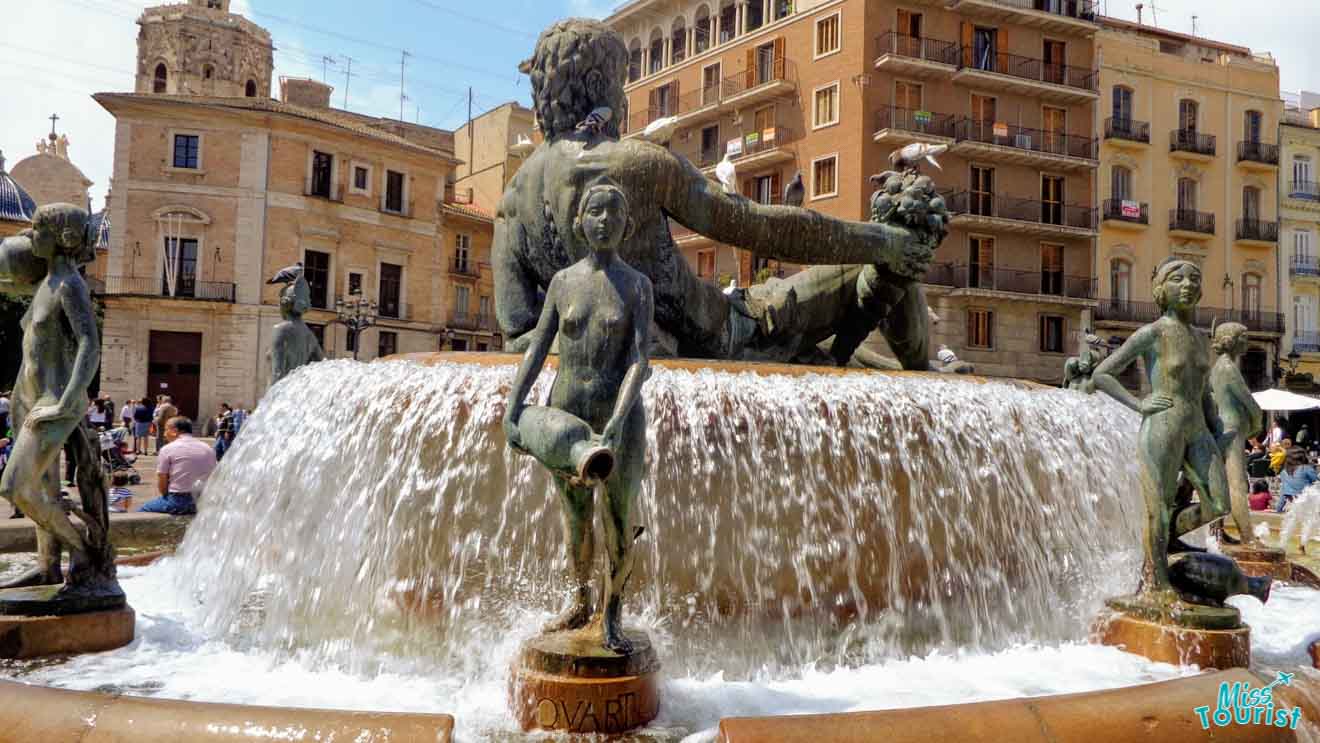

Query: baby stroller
[100,428,140,484]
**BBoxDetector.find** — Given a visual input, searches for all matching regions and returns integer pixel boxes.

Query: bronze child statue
[504,180,653,654]
[269,267,325,385]
[1209,322,1265,545]
[0,203,122,606]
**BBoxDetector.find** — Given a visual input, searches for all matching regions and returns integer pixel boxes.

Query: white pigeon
[267,261,303,285]
[639,115,680,144]
[722,277,738,295]
[575,106,613,135]
[937,344,958,365]
[509,134,535,158]
[714,152,738,194]
[890,142,948,171]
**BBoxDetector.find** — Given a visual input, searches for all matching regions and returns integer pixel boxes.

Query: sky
[0,0,1315,212]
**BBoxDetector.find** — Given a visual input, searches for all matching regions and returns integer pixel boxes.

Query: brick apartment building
[609,0,1102,383]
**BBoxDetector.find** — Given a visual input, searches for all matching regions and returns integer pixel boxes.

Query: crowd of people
[1244,417,1319,514]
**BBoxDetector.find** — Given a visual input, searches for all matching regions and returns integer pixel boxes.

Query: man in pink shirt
[141,416,216,515]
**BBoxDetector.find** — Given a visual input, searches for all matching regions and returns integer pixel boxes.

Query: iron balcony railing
[99,275,235,302]
[624,56,796,134]
[1294,332,1320,353]
[1102,198,1148,224]
[874,105,957,139]
[1288,181,1320,202]
[451,256,480,277]
[1290,257,1320,277]
[1236,219,1278,242]
[946,190,1096,230]
[1095,299,1285,333]
[1237,141,1280,165]
[954,118,1096,159]
[981,0,1098,20]
[449,311,496,332]
[1169,209,1215,234]
[958,47,1098,91]
[924,263,1093,299]
[696,126,798,167]
[1171,129,1216,156]
[1104,117,1150,143]
[875,31,959,65]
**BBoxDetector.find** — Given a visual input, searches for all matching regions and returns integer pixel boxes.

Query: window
[1041,243,1064,295]
[454,285,471,316]
[811,155,837,198]
[746,0,763,32]
[450,338,469,352]
[379,262,402,318]
[719,2,737,43]
[1043,107,1066,155]
[1179,99,1198,131]
[478,295,491,319]
[649,32,664,74]
[353,165,369,193]
[1295,230,1314,263]
[895,80,922,112]
[970,94,996,141]
[972,27,997,71]
[671,21,687,65]
[162,237,198,297]
[455,233,471,271]
[969,235,995,289]
[652,82,676,117]
[1177,177,1198,212]
[1042,40,1066,85]
[245,80,257,97]
[1041,175,1064,225]
[753,174,777,204]
[815,12,840,57]
[1294,155,1313,187]
[700,125,721,165]
[897,8,922,39]
[304,250,330,309]
[702,63,721,105]
[1244,110,1262,144]
[1242,273,1262,317]
[967,309,994,349]
[1111,166,1132,201]
[1243,186,1261,222]
[628,41,642,82]
[172,134,200,169]
[153,63,168,93]
[1112,86,1133,122]
[310,150,333,198]
[377,331,397,359]
[1039,315,1065,353]
[308,323,325,349]
[477,342,489,352]
[813,83,839,128]
[754,41,777,84]
[695,7,711,54]
[697,249,716,279]
[1111,258,1132,302]
[348,271,363,296]
[970,165,994,216]
[384,170,405,213]
[1295,295,1316,336]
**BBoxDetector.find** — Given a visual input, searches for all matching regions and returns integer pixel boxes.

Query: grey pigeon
[889,143,948,171]
[783,171,805,207]
[267,261,303,285]
[575,106,613,136]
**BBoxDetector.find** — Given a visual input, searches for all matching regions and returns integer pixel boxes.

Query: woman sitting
[1276,446,1318,513]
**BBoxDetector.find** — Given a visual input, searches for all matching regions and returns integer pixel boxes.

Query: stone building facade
[451,101,535,211]
[1280,93,1320,379]
[134,0,273,99]
[440,203,501,351]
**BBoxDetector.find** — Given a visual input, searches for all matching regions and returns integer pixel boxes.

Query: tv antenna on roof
[1191,15,1199,37]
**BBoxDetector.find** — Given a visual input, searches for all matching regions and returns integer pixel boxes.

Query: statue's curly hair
[1150,257,1200,311]
[1212,321,1248,355]
[523,18,628,140]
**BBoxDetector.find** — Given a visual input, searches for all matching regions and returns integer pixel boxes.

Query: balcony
[1101,198,1148,229]
[873,32,958,78]
[873,105,955,147]
[1170,129,1215,159]
[948,0,1097,35]
[623,56,796,137]
[1295,332,1320,353]
[1287,181,1320,203]
[1104,117,1150,146]
[953,48,1098,103]
[450,256,480,278]
[1237,141,1279,170]
[950,118,1096,171]
[98,275,236,302]
[1235,219,1278,246]
[946,191,1096,238]
[1095,299,1285,334]
[1290,257,1320,279]
[449,311,496,332]
[924,263,1094,300]
[697,126,797,173]
[1168,209,1215,239]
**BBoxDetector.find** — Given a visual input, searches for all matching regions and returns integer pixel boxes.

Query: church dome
[0,152,36,224]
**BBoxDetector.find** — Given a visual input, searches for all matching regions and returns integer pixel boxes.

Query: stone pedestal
[1091,596,1249,669]
[0,606,135,659]
[508,627,660,734]
[1221,544,1292,580]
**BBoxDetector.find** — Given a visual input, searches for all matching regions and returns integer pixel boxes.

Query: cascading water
[167,356,1145,679]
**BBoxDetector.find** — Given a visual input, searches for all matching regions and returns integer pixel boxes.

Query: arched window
[649,29,665,74]
[1111,165,1132,201]
[1179,99,1198,132]
[245,80,257,97]
[1112,86,1133,123]
[671,18,687,65]
[694,6,711,54]
[719,0,737,43]
[1242,273,1262,317]
[1111,258,1132,302]
[628,39,642,82]
[153,63,168,93]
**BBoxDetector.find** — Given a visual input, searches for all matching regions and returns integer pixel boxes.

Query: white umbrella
[1252,388,1320,411]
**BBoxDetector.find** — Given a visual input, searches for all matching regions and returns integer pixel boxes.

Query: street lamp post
[334,293,377,361]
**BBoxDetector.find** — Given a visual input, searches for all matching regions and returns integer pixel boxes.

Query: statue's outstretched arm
[650,146,930,276]
[1090,325,1155,414]
[493,189,541,352]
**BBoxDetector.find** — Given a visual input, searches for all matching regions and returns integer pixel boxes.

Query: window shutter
[648,87,660,117]
[770,172,782,203]
[960,22,973,66]
[745,48,756,89]
[773,37,786,78]
[898,9,912,37]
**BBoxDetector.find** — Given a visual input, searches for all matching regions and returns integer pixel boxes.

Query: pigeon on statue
[723,277,738,295]
[267,261,303,285]
[889,142,948,172]
[639,115,680,145]
[509,134,535,158]
[783,171,805,207]
[575,106,613,136]
[714,151,738,194]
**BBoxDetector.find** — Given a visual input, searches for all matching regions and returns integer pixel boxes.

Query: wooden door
[1041,175,1065,225]
[147,331,202,421]
[971,165,994,215]
[1043,107,1066,154]
[1043,40,1065,84]
[971,94,996,141]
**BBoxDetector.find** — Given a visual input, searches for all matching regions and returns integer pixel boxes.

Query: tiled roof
[0,154,36,224]
[93,93,460,162]
[443,202,493,223]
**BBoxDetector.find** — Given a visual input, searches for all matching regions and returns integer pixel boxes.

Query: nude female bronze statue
[504,181,653,653]
[270,274,325,385]
[0,204,121,607]
[1088,258,1230,603]
[1208,322,1265,545]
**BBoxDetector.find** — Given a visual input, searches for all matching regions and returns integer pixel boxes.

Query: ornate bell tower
[134,0,274,98]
